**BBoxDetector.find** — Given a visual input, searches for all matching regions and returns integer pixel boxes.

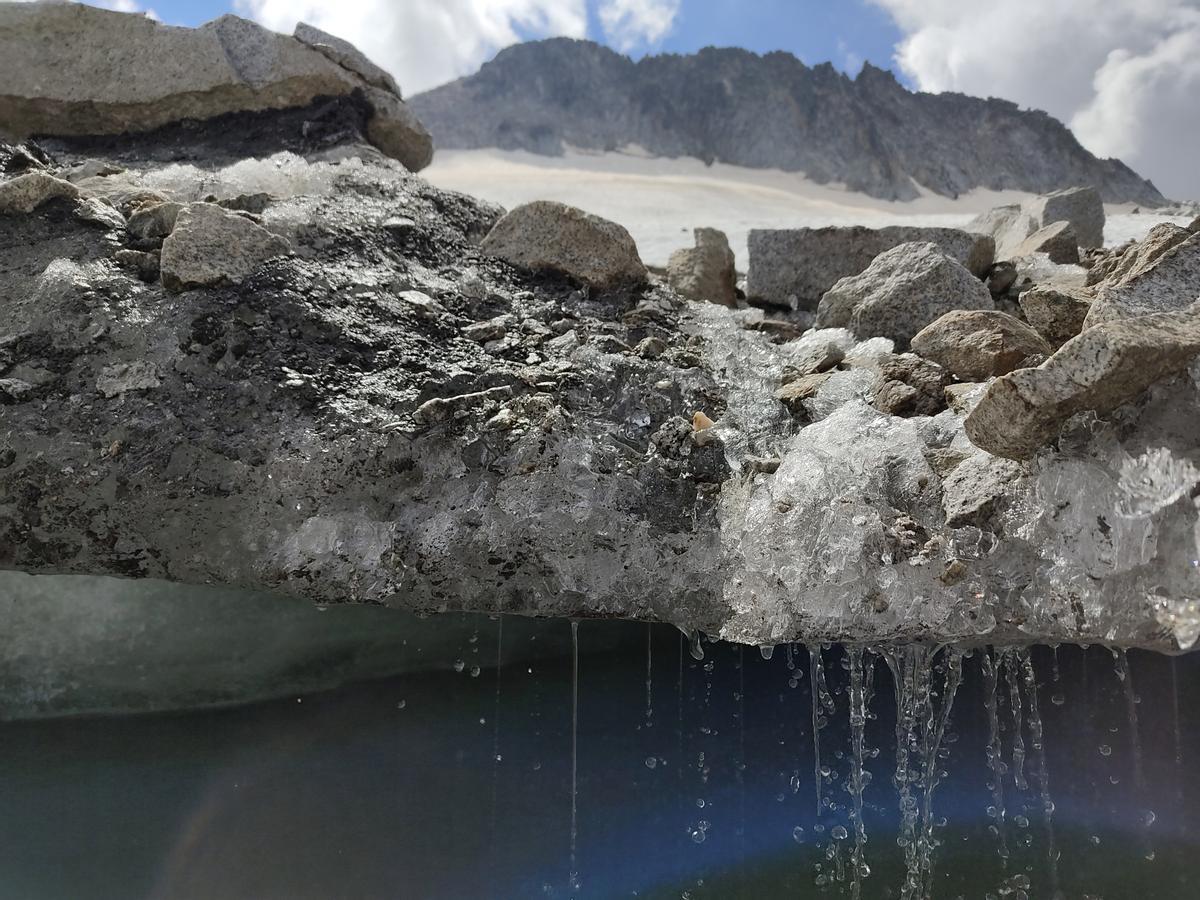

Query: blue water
[1,620,1197,899]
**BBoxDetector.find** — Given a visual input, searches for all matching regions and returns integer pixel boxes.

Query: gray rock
[815,242,995,347]
[781,328,854,377]
[114,249,161,282]
[293,22,401,96]
[1085,232,1200,328]
[941,453,1027,528]
[911,310,1051,380]
[73,197,126,230]
[0,4,432,171]
[1011,220,1079,264]
[970,186,1105,258]
[96,361,161,398]
[0,172,79,214]
[160,203,292,292]
[775,372,833,415]
[1018,287,1091,347]
[666,227,736,306]
[870,352,952,416]
[481,201,647,290]
[1087,222,1190,287]
[746,226,993,311]
[965,303,1200,459]
[1029,187,1104,248]
[126,201,184,243]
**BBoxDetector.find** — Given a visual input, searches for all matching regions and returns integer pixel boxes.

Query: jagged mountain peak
[411,39,1164,205]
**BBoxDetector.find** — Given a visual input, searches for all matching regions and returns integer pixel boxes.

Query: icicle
[981,648,1010,862]
[847,648,871,900]
[759,644,774,660]
[569,621,580,896]
[1019,648,1059,897]
[1003,650,1028,792]
[916,647,962,898]
[689,629,705,661]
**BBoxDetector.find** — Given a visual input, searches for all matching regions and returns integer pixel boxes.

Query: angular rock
[1018,287,1091,347]
[159,203,292,292]
[73,197,126,230]
[941,453,1027,528]
[911,310,1051,380]
[746,226,993,311]
[666,227,737,306]
[0,172,79,214]
[1011,220,1079,264]
[970,186,1105,258]
[1085,232,1200,328]
[0,4,432,172]
[1087,222,1190,287]
[815,242,994,347]
[780,328,854,377]
[126,201,184,244]
[775,372,833,415]
[870,352,952,416]
[965,303,1200,459]
[1027,187,1104,248]
[481,201,647,290]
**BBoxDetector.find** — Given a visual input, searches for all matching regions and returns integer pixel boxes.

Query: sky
[16,0,1200,199]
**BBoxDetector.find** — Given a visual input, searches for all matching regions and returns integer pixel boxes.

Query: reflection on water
[1,618,1199,899]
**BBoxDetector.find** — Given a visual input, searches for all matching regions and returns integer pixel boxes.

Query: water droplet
[792,826,805,844]
[469,666,481,678]
[396,699,406,709]
[759,644,774,660]
[1098,744,1112,757]
[696,798,706,808]
[1051,693,1066,706]
[831,825,848,840]
[453,659,465,673]
[645,756,657,769]
[1142,810,1156,827]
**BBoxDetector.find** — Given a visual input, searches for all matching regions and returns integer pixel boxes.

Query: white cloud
[236,0,588,95]
[597,0,680,51]
[871,0,1200,200]
[10,0,159,20]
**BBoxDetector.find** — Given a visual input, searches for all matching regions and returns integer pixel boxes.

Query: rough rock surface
[1085,232,1200,328]
[815,242,995,347]
[911,310,1051,380]
[0,4,433,172]
[1011,220,1079,264]
[965,303,1200,459]
[1087,222,1191,287]
[0,172,79,214]
[970,187,1105,259]
[481,200,648,290]
[410,39,1164,205]
[667,227,736,306]
[747,225,993,311]
[160,203,293,292]
[1018,287,1092,347]
[2,103,1199,654]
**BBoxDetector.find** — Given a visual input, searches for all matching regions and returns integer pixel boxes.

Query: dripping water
[846,648,871,899]
[981,648,1010,862]
[1019,648,1060,897]
[1115,648,1153,860]
[809,645,833,819]
[645,623,653,729]
[488,616,504,883]
[915,647,962,899]
[569,621,580,896]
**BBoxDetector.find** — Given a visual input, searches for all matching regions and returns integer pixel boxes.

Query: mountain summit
[410,38,1165,206]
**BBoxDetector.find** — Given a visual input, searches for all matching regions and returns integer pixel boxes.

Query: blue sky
[135,0,904,79]
[69,0,1200,197]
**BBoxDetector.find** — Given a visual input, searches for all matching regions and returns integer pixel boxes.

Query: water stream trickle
[569,620,580,897]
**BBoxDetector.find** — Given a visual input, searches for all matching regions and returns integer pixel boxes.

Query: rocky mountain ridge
[411,38,1165,205]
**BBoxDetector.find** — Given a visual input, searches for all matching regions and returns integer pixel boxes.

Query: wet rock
[73,197,126,230]
[1018,287,1091,347]
[746,225,993,311]
[1011,220,1079,264]
[941,453,1027,528]
[159,202,292,292]
[666,227,737,306]
[1084,232,1200,328]
[0,4,432,171]
[126,201,184,244]
[911,310,1051,380]
[96,361,161,398]
[965,303,1200,459]
[113,249,161,282]
[481,201,648,290]
[0,172,79,214]
[869,352,952,416]
[781,328,853,377]
[815,242,994,347]
[776,372,833,415]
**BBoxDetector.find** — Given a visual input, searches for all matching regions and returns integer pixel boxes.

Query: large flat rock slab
[0,5,432,171]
